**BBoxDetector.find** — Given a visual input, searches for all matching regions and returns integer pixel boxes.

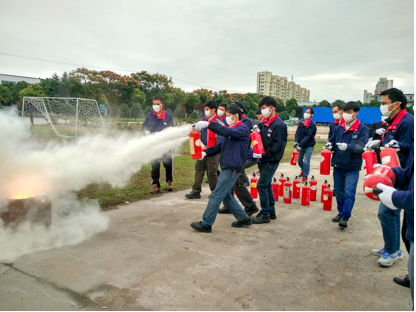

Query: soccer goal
[22,97,105,138]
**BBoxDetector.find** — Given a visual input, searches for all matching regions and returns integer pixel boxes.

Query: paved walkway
[0,155,412,310]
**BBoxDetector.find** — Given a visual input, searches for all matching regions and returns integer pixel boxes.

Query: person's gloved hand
[199,151,207,160]
[293,142,298,148]
[145,130,151,136]
[336,143,348,151]
[296,145,302,151]
[195,121,209,131]
[365,140,381,150]
[385,139,400,152]
[376,183,398,210]
[253,125,260,132]
[253,153,262,159]
[325,142,333,151]
[375,128,386,136]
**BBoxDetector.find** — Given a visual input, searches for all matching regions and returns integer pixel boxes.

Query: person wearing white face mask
[142,96,175,194]
[293,108,317,181]
[326,101,369,229]
[328,104,344,143]
[185,101,220,199]
[217,103,227,121]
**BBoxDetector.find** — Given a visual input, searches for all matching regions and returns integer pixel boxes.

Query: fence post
[75,98,79,138]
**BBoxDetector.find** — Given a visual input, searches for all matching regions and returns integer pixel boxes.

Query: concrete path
[0,154,412,310]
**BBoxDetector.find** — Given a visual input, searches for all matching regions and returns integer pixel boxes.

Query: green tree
[185,94,199,115]
[291,109,296,117]
[131,89,146,107]
[247,110,256,119]
[332,99,345,107]
[285,98,298,114]
[144,106,152,115]
[406,105,414,116]
[98,94,109,104]
[118,104,130,120]
[106,104,118,117]
[369,99,381,107]
[173,108,184,119]
[40,73,61,97]
[19,84,45,101]
[279,111,290,121]
[0,85,13,105]
[130,103,143,120]
[275,98,285,112]
[357,100,363,107]
[318,100,331,107]
[165,108,173,115]
[190,111,199,120]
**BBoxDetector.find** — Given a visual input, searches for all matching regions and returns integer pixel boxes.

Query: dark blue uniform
[295,118,316,148]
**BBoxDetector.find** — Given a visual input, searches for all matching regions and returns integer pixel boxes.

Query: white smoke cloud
[0,108,191,261]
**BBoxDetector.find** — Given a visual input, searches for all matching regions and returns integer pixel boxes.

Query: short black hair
[259,96,276,108]
[343,101,360,113]
[204,100,217,111]
[226,104,242,119]
[153,96,164,104]
[305,107,314,114]
[380,88,407,109]
[219,103,227,109]
[256,108,262,115]
[333,104,343,111]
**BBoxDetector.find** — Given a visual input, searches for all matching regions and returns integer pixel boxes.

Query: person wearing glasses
[366,88,414,268]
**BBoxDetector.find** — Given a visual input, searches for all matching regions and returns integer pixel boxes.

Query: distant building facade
[363,77,394,103]
[0,73,41,85]
[256,71,310,102]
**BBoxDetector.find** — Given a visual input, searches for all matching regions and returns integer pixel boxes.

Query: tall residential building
[256,71,310,102]
[363,77,394,103]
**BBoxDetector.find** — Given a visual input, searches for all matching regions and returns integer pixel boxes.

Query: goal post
[22,97,105,138]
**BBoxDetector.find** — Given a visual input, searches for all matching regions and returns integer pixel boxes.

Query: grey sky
[1,0,414,102]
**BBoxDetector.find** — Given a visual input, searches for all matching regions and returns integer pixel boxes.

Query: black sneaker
[339,217,348,228]
[332,214,341,222]
[218,207,231,214]
[252,213,270,224]
[232,216,253,228]
[393,275,410,288]
[245,206,259,217]
[190,221,212,233]
[270,211,276,220]
[185,191,201,199]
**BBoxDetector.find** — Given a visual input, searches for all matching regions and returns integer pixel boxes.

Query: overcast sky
[1,0,414,102]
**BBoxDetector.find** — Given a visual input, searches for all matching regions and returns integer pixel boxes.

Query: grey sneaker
[371,247,385,256]
[378,250,403,267]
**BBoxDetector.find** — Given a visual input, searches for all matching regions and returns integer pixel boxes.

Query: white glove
[145,130,151,136]
[365,140,381,150]
[253,125,260,132]
[293,142,298,148]
[296,145,302,151]
[336,143,348,151]
[195,121,209,132]
[376,183,398,210]
[253,153,262,159]
[375,128,386,136]
[385,139,400,152]
[199,151,207,160]
[325,142,333,151]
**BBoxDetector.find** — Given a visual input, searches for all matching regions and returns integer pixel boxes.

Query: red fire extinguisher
[278,174,286,197]
[309,175,318,201]
[250,130,265,154]
[362,149,378,175]
[301,182,311,206]
[189,127,202,159]
[363,166,396,200]
[283,177,292,204]
[320,149,331,175]
[380,147,401,168]
[272,177,279,201]
[323,184,333,211]
[250,172,258,199]
[293,176,301,199]
[321,180,328,202]
[290,150,299,166]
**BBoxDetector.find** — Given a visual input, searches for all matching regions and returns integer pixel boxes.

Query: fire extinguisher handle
[373,187,383,196]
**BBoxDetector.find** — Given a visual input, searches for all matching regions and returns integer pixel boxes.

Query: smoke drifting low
[0,109,191,262]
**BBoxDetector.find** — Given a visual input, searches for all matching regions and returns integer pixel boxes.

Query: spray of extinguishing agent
[292,176,301,199]
[309,176,318,201]
[283,177,292,204]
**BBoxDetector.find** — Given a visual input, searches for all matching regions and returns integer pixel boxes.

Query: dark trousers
[333,167,359,220]
[151,151,173,187]
[403,211,411,254]
[192,154,219,193]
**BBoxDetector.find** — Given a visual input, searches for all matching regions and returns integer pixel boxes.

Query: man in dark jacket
[326,101,368,228]
[294,107,317,181]
[252,97,288,224]
[190,104,252,232]
[141,96,175,194]
[367,117,388,162]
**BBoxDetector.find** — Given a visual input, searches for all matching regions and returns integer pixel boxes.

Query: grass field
[77,139,327,209]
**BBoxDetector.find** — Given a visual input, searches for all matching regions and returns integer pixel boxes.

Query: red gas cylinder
[250,130,265,154]
[301,182,311,206]
[323,184,333,211]
[278,174,286,197]
[380,147,401,168]
[283,178,292,204]
[290,150,299,166]
[321,180,328,202]
[320,149,331,175]
[250,172,258,199]
[363,166,396,200]
[363,150,378,175]
[293,176,301,199]
[309,175,318,201]
[189,128,202,159]
[272,178,279,201]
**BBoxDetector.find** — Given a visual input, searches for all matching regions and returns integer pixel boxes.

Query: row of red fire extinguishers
[189,126,400,207]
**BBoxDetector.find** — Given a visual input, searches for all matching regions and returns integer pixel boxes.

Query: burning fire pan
[0,196,52,227]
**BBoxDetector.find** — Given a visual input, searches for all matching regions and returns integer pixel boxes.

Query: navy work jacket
[295,118,316,148]
[258,114,288,165]
[142,109,174,133]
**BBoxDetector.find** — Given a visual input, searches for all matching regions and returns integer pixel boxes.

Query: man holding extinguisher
[252,97,288,224]
[326,101,368,229]
[365,88,414,267]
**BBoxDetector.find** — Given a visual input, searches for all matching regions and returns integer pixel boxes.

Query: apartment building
[256,71,310,102]
[363,77,394,103]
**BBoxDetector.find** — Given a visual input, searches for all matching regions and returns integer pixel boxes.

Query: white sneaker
[378,250,403,267]
[371,247,384,256]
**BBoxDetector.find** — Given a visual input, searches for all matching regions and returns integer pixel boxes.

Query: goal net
[22,97,105,138]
